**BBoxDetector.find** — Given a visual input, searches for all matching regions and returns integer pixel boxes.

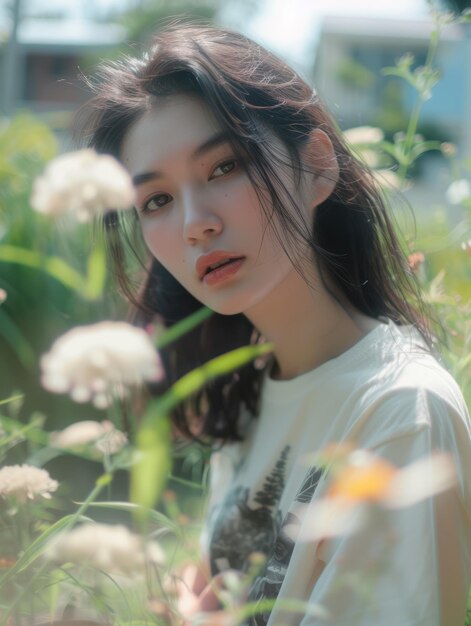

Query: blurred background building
[1,0,470,154]
[314,15,467,144]
[0,0,470,210]
[4,17,125,112]
[0,0,469,447]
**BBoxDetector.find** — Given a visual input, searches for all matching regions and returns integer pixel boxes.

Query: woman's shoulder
[366,321,467,416]
[262,319,466,416]
[344,322,470,455]
[324,319,465,412]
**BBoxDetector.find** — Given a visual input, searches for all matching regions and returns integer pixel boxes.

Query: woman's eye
[142,193,172,213]
[210,160,237,179]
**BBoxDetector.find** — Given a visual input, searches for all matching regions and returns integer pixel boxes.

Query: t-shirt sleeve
[298,388,471,626]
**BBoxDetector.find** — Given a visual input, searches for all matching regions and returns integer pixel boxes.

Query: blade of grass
[130,343,273,525]
[0,308,36,367]
[0,245,90,297]
[156,306,213,349]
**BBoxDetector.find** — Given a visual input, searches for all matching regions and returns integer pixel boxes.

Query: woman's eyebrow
[132,131,230,187]
[192,131,230,159]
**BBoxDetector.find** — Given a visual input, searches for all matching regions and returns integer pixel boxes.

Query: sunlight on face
[120,95,312,316]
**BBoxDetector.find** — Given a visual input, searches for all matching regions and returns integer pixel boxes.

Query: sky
[245,0,429,70]
[1,0,431,71]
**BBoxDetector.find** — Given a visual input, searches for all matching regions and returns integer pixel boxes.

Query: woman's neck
[244,266,377,380]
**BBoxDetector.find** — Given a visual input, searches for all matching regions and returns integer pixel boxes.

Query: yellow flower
[298,447,456,542]
[328,452,397,503]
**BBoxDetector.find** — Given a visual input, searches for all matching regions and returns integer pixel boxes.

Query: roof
[319,14,464,43]
[13,18,126,51]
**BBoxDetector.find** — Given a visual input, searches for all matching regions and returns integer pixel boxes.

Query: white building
[313,15,470,154]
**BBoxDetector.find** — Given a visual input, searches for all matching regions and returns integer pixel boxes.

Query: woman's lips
[202,257,245,286]
[196,251,245,280]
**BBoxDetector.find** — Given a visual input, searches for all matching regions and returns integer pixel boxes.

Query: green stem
[397,25,441,183]
[398,101,424,184]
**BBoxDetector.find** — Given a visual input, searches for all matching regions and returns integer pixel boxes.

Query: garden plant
[0,5,470,626]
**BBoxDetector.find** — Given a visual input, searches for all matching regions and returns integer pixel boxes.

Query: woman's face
[121,95,312,316]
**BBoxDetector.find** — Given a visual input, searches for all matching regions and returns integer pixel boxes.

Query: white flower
[357,149,380,168]
[50,420,127,455]
[95,427,128,455]
[446,179,471,205]
[41,321,163,408]
[0,464,58,503]
[45,523,165,578]
[343,126,384,145]
[371,168,401,190]
[0,288,6,304]
[31,149,135,222]
[296,450,456,542]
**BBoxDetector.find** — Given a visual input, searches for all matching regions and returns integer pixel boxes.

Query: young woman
[82,23,471,625]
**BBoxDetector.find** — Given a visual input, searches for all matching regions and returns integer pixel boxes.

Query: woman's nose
[182,191,223,244]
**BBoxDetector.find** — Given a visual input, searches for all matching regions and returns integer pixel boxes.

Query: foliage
[335,57,376,91]
[0,5,470,625]
[114,0,221,44]
[346,9,471,408]
[81,0,261,87]
[0,113,122,427]
[440,0,471,14]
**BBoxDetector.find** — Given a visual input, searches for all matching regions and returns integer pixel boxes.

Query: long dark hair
[79,22,434,440]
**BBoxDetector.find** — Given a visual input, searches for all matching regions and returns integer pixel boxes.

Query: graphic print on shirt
[209,446,291,574]
[248,465,324,626]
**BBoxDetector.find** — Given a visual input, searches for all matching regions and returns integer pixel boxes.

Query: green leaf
[0,307,36,367]
[130,412,171,527]
[410,140,443,160]
[0,413,49,448]
[0,393,24,407]
[381,66,416,90]
[163,343,273,410]
[236,598,327,621]
[156,306,213,348]
[83,501,180,533]
[168,473,206,491]
[0,245,86,294]
[378,141,408,166]
[129,343,272,526]
[83,241,107,299]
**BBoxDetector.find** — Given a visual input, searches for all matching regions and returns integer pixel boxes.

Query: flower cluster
[50,420,128,455]
[45,522,165,578]
[41,321,164,408]
[30,149,135,222]
[0,465,58,503]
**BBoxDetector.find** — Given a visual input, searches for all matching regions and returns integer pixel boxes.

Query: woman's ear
[303,129,339,209]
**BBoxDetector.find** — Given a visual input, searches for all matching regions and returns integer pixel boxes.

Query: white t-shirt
[203,320,471,626]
